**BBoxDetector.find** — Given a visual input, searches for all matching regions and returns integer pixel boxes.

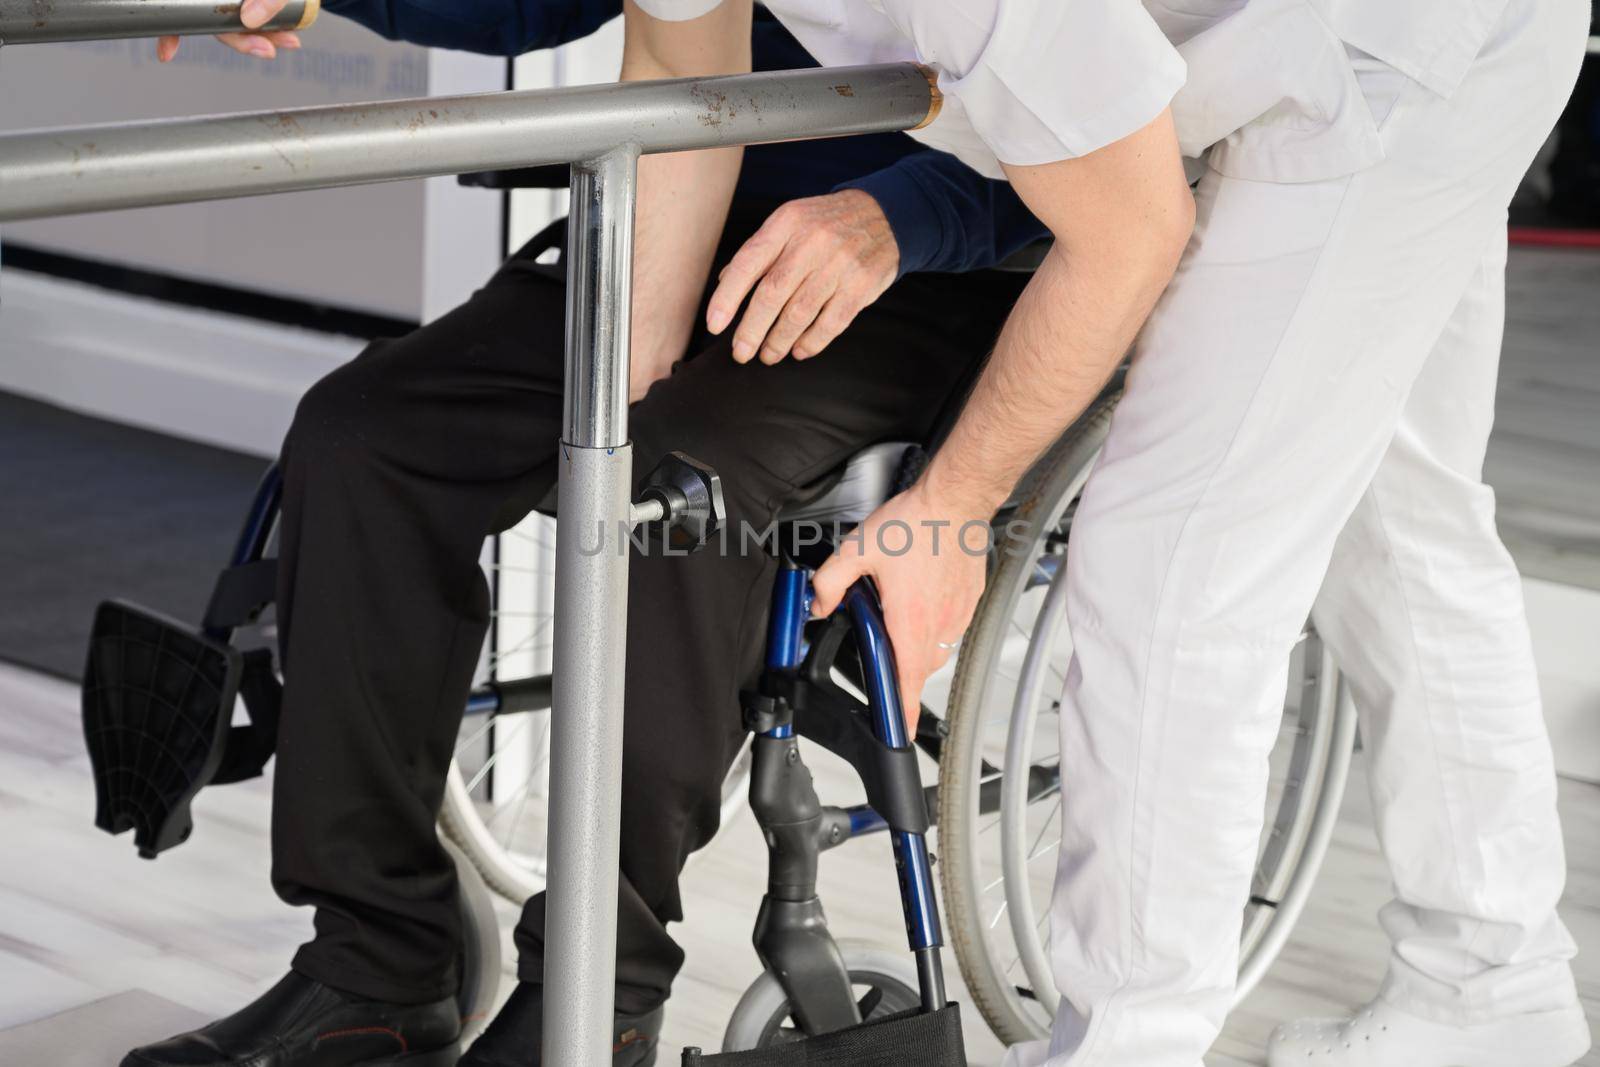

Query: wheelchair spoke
[483,776,536,826]
[1026,807,1060,863]
[484,620,555,669]
[496,772,540,848]
[462,713,539,794]
[456,712,503,756]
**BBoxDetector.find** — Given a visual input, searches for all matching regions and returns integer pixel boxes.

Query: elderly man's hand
[706,189,898,365]
[156,0,302,62]
[809,480,990,735]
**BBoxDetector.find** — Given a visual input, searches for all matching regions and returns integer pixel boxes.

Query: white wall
[0,30,459,319]
[0,36,505,456]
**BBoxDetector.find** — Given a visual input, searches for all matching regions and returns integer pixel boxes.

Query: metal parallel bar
[562,148,636,448]
[543,147,639,1066]
[0,64,939,223]
[0,0,318,45]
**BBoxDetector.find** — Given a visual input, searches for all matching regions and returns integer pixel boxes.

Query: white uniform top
[631,0,1188,180]
[635,0,1515,186]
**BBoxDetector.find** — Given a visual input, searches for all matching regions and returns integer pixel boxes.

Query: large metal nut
[639,451,725,552]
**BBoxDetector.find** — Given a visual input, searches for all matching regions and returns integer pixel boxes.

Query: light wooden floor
[0,663,1594,1065]
[1488,247,1600,591]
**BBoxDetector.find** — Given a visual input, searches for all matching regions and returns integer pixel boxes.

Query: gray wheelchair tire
[445,835,504,1042]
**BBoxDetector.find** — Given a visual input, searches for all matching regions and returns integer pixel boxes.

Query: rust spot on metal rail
[832,84,854,98]
[912,65,942,131]
[690,83,741,129]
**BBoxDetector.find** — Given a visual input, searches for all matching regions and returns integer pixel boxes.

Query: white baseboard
[0,269,361,459]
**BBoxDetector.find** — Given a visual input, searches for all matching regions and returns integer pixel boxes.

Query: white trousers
[1006,0,1591,1064]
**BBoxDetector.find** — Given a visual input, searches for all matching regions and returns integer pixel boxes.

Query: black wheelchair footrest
[82,600,275,859]
[683,1004,966,1066]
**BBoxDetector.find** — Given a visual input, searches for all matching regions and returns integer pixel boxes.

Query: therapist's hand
[809,479,989,736]
[157,0,302,62]
[707,189,898,366]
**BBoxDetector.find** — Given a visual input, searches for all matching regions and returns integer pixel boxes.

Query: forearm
[920,111,1194,517]
[629,149,742,381]
[621,0,751,389]
[920,244,1168,516]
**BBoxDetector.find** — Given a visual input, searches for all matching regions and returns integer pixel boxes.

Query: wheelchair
[80,167,1356,1058]
[440,382,1359,1050]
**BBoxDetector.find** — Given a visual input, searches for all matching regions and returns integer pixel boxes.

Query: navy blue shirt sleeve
[836,151,1049,278]
[323,0,619,57]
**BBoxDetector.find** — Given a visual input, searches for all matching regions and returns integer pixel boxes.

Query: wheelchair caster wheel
[721,940,920,1051]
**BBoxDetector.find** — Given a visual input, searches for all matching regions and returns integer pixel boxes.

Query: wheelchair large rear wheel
[937,391,1358,1044]
[445,835,504,1043]
[440,512,753,904]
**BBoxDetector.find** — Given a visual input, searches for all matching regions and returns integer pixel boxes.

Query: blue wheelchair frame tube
[764,561,947,1011]
[842,584,946,986]
[764,561,810,739]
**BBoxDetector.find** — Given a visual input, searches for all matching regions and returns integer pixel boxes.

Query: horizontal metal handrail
[0,0,318,45]
[0,64,939,222]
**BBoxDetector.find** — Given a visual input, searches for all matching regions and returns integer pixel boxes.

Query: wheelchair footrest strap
[682,1003,966,1065]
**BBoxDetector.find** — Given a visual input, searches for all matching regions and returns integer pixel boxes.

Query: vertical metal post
[544,145,639,1065]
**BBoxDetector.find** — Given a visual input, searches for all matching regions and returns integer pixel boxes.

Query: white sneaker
[1266,998,1592,1067]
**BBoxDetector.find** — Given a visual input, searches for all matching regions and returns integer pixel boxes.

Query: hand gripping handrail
[0,56,940,1067]
[0,0,319,45]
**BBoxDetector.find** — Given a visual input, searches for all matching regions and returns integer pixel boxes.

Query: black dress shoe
[459,982,663,1067]
[122,972,461,1067]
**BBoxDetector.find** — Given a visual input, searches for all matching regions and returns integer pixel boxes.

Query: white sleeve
[877,0,1187,164]
[630,0,726,21]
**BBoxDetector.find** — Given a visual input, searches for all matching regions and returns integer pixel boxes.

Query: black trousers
[271,200,1026,1012]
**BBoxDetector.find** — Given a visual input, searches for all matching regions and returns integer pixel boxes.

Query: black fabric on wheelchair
[681,1004,966,1065]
